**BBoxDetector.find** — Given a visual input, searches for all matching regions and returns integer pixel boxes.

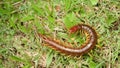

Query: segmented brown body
[38,24,97,56]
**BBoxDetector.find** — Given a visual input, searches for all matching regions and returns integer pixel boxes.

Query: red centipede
[38,24,97,56]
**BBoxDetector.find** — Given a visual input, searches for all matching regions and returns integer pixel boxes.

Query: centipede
[38,24,97,56]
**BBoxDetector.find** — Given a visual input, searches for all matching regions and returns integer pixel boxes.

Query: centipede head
[69,24,82,33]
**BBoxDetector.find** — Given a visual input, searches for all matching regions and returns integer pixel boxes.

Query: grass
[0,0,120,68]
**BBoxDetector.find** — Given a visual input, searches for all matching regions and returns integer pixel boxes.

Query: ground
[0,0,120,68]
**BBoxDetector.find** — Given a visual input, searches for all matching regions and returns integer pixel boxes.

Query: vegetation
[0,0,120,68]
